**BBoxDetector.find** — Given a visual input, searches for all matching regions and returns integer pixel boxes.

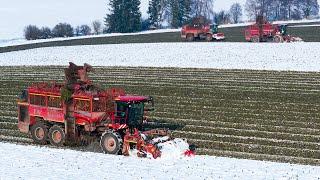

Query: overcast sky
[3,0,317,40]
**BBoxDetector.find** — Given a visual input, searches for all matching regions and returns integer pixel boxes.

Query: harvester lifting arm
[122,128,164,159]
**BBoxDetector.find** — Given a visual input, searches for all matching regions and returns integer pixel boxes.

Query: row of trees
[147,0,214,29]
[24,21,102,40]
[245,0,319,21]
[104,0,247,32]
[104,0,244,32]
[25,0,319,39]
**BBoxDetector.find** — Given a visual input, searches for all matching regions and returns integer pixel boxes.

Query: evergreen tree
[105,0,121,33]
[148,0,162,27]
[182,0,192,23]
[129,0,142,32]
[105,0,141,33]
[170,0,192,28]
[230,3,243,23]
[171,0,181,28]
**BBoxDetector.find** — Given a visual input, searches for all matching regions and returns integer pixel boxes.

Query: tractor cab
[114,96,154,129]
[210,24,218,34]
[278,24,288,35]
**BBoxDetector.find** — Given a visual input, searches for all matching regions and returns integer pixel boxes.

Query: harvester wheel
[274,35,284,43]
[251,36,260,43]
[206,34,213,41]
[30,122,48,145]
[186,34,194,42]
[100,131,123,155]
[48,125,65,146]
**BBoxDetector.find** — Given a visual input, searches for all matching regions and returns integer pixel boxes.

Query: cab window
[48,96,62,108]
[116,102,128,117]
[75,99,90,112]
[93,97,106,112]
[30,94,46,106]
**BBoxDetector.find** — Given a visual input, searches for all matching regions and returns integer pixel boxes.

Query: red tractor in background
[17,63,188,158]
[245,15,303,43]
[181,17,225,42]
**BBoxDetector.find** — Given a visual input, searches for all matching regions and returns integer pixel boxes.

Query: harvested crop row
[0,66,319,165]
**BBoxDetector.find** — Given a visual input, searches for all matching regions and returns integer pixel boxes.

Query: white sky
[0,0,317,39]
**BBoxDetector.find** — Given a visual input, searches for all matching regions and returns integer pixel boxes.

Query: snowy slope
[0,142,319,180]
[1,19,319,48]
[1,42,319,72]
[219,19,320,28]
[0,29,180,48]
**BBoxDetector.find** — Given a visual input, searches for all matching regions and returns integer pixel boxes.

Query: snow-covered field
[1,18,318,48]
[0,29,180,48]
[1,42,319,72]
[1,42,320,179]
[0,142,319,180]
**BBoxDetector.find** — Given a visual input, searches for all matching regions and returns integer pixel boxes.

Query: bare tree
[75,26,81,36]
[299,0,319,18]
[245,0,319,21]
[230,3,243,23]
[92,20,102,34]
[214,11,231,25]
[24,25,41,40]
[40,27,52,39]
[52,23,74,37]
[80,25,91,36]
[245,0,270,20]
[192,0,215,20]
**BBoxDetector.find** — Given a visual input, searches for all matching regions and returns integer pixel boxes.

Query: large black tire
[251,36,260,43]
[30,122,48,144]
[186,34,194,42]
[206,34,213,42]
[48,125,65,146]
[100,131,123,155]
[273,35,284,43]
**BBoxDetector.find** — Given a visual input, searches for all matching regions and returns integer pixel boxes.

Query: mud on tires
[100,131,123,155]
[48,125,65,146]
[186,34,194,42]
[206,34,213,42]
[30,122,49,145]
[273,35,284,43]
[251,36,260,43]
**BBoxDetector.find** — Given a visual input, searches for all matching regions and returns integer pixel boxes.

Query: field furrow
[0,66,319,165]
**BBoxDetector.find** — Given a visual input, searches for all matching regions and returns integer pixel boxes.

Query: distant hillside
[0,20,319,53]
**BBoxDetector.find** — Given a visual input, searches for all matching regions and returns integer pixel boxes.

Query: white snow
[219,19,320,28]
[1,42,319,72]
[0,18,318,48]
[273,19,320,25]
[289,24,320,28]
[0,142,319,180]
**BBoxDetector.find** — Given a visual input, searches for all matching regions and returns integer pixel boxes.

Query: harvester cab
[113,96,154,129]
[278,24,288,35]
[210,24,218,34]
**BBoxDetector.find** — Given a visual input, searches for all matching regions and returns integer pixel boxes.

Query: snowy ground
[1,19,318,48]
[1,42,320,179]
[0,142,319,180]
[0,29,180,48]
[219,19,320,28]
[1,42,319,72]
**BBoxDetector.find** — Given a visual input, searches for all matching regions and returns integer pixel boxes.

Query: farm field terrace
[0,20,319,53]
[0,66,319,165]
